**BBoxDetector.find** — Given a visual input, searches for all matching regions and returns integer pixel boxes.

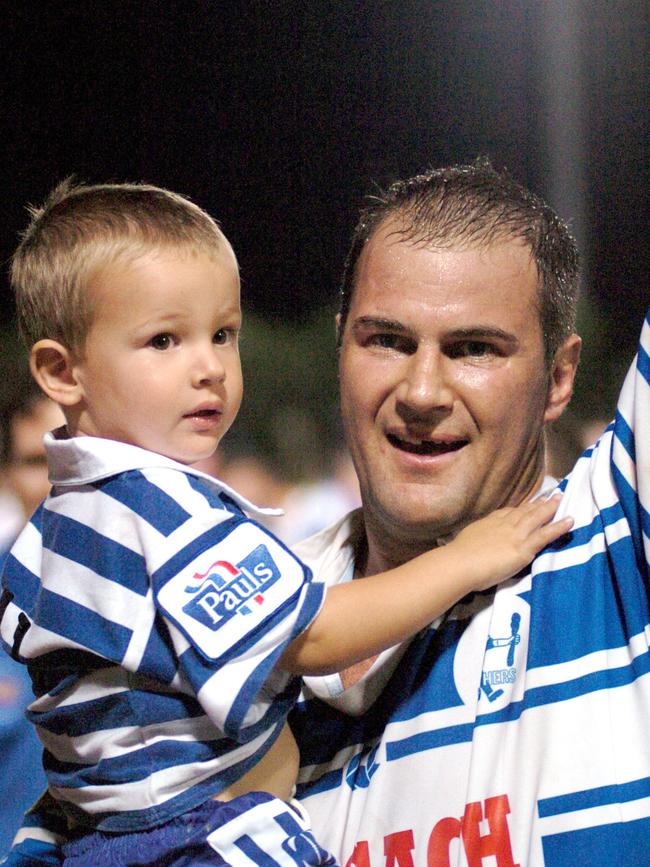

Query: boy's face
[71,246,243,464]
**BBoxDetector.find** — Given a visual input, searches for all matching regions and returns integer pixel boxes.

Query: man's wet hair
[338,158,580,365]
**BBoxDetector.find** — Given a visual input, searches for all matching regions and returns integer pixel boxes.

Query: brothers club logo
[182,543,281,631]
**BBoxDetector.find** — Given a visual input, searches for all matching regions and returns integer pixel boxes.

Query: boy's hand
[454,495,573,592]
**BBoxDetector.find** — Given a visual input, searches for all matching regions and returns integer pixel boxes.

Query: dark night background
[2,1,649,470]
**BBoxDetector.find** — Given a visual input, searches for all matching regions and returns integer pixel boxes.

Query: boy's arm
[281,496,572,675]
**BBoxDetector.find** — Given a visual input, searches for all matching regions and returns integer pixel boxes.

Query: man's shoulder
[292,508,363,586]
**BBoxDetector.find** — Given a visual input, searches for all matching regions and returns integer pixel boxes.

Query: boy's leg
[62,793,338,866]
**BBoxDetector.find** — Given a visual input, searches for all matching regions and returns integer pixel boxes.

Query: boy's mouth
[188,409,219,417]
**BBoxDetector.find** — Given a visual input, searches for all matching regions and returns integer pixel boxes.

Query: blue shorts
[62,791,338,866]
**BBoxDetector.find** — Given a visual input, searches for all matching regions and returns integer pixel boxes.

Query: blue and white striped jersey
[0,435,325,833]
[290,309,650,866]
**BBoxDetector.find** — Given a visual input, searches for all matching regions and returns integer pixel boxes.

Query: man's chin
[367,496,466,547]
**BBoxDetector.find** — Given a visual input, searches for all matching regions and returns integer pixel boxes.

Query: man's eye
[449,340,494,358]
[149,333,174,351]
[368,333,414,353]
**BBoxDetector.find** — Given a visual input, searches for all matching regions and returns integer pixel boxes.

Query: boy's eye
[213,328,231,345]
[149,333,174,351]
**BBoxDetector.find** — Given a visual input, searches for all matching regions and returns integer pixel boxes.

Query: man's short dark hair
[338,159,580,365]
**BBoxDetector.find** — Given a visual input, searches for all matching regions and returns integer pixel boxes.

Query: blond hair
[12,179,230,353]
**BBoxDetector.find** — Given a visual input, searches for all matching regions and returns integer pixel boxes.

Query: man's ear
[544,333,582,423]
[30,340,84,407]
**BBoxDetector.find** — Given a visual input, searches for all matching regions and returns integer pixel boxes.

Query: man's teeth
[387,434,465,455]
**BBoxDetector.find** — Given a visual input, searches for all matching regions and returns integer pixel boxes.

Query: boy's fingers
[537,516,574,544]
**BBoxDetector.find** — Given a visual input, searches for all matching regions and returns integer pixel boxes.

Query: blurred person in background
[0,388,62,857]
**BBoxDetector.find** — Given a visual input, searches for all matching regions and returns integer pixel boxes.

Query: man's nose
[396,347,454,417]
[192,346,226,386]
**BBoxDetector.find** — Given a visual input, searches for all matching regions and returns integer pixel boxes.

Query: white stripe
[50,726,274,813]
[38,712,221,763]
[524,628,649,691]
[538,794,650,837]
[11,826,67,847]
[7,519,43,575]
[40,547,148,629]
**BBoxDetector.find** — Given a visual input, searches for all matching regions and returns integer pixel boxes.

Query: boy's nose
[192,349,226,386]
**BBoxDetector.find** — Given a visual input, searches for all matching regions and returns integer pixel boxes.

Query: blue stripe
[186,474,234,510]
[637,334,650,385]
[529,538,647,667]
[542,499,625,556]
[612,462,646,571]
[2,554,40,615]
[386,720,475,759]
[138,615,178,683]
[151,513,241,589]
[295,767,344,799]
[235,836,283,867]
[96,470,191,536]
[387,647,650,761]
[42,510,149,595]
[614,408,636,463]
[542,816,650,866]
[538,775,650,818]
[30,686,203,736]
[43,733,237,787]
[32,587,133,662]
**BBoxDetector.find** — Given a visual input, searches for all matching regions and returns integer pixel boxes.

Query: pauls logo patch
[182,544,280,631]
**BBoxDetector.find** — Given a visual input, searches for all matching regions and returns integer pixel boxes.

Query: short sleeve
[149,512,326,741]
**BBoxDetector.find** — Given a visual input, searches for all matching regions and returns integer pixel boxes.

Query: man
[289,162,649,866]
[4,162,649,866]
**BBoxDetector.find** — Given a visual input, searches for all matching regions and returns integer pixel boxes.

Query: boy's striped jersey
[0,435,325,833]
[290,308,650,866]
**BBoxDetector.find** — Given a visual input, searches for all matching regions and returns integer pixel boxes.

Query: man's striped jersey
[0,435,325,833]
[290,309,650,866]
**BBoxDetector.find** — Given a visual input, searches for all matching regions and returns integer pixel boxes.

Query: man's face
[7,398,65,518]
[338,220,577,564]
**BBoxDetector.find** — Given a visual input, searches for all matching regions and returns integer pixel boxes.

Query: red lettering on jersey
[346,841,371,867]
[461,795,520,867]
[427,816,461,866]
[384,829,415,867]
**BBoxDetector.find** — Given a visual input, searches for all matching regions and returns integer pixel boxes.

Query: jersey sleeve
[611,307,650,581]
[147,509,326,743]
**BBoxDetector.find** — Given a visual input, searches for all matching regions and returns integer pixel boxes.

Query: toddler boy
[0,181,571,865]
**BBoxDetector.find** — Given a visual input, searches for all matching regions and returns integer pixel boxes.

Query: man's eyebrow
[351,316,409,333]
[445,326,519,346]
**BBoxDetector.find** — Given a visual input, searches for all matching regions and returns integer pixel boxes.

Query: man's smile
[386,432,469,456]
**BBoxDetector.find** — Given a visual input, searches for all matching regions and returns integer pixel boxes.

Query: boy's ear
[30,340,84,407]
[544,333,582,424]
